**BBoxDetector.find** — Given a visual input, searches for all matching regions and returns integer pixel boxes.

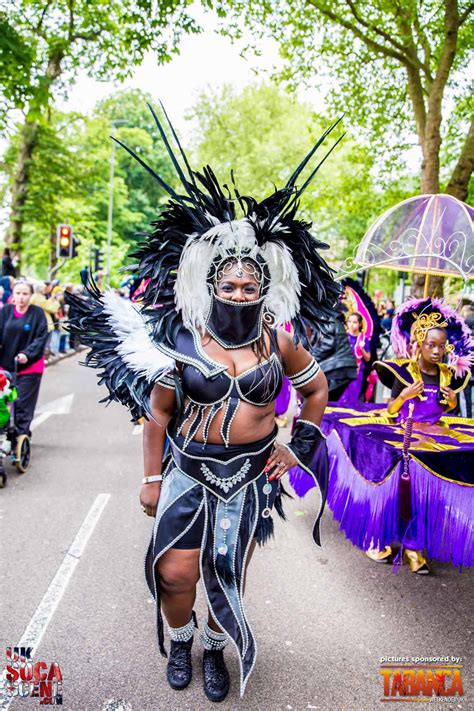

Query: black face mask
[205,293,266,349]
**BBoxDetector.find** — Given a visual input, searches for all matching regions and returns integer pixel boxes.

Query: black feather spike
[159,99,198,192]
[285,115,344,189]
[294,132,346,199]
[147,102,195,199]
[111,136,185,204]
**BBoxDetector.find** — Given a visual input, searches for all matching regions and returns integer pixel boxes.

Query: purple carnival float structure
[289,194,474,570]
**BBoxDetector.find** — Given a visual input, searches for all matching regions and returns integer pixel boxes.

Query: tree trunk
[410,272,445,298]
[445,117,474,201]
[6,51,64,262]
[410,124,445,297]
[7,119,38,255]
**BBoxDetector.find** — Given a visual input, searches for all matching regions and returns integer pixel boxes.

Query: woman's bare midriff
[178,398,276,445]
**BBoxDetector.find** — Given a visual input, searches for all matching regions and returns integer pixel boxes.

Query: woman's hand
[16,353,28,364]
[399,382,424,401]
[139,482,161,517]
[265,443,298,481]
[440,386,456,410]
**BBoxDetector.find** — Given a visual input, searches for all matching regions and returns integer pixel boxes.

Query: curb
[45,346,87,368]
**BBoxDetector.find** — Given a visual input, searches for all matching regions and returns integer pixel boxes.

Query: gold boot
[403,548,431,574]
[366,544,393,563]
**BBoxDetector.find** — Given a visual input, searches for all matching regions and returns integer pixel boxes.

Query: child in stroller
[0,365,31,487]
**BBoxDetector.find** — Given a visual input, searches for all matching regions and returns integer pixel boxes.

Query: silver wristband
[142,475,163,484]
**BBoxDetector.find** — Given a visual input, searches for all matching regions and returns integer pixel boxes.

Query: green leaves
[210,0,473,189]
[188,82,412,271]
[3,91,178,282]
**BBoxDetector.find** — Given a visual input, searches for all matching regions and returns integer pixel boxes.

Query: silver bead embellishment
[261,470,272,519]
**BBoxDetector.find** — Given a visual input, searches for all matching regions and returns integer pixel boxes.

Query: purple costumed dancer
[289,297,474,574]
[339,313,371,403]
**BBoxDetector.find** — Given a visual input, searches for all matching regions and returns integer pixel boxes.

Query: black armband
[284,419,328,547]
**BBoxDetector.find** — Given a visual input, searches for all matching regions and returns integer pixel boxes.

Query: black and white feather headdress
[68,105,343,419]
[116,104,343,349]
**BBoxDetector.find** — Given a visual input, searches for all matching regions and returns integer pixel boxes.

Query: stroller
[0,362,31,487]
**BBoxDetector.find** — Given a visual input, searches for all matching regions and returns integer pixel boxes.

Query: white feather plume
[102,290,174,379]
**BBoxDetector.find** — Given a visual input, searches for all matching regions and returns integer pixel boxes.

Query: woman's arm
[266,332,328,479]
[140,382,176,517]
[361,344,371,362]
[19,309,48,363]
[296,370,328,425]
[278,329,328,423]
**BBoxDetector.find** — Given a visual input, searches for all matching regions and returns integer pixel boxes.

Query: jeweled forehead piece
[216,257,264,286]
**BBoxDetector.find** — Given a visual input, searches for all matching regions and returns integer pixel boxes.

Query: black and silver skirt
[144,427,288,696]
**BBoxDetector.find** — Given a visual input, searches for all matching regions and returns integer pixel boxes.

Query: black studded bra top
[158,327,284,448]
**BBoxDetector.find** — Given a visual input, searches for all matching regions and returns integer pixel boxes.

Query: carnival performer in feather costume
[367,298,473,572]
[289,295,473,576]
[339,277,381,403]
[67,105,343,701]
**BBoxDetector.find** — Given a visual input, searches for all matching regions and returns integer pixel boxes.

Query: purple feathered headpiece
[391,297,473,377]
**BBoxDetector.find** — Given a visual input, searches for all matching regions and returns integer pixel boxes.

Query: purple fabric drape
[288,404,474,567]
[275,376,292,416]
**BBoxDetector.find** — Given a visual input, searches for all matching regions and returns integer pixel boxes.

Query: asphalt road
[0,354,471,710]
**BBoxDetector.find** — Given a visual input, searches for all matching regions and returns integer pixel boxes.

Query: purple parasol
[338,194,473,288]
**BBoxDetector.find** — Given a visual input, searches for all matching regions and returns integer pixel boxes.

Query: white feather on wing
[102,290,175,381]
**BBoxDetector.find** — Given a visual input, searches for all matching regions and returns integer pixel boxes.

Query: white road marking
[0,494,111,711]
[132,424,143,436]
[37,393,74,415]
[30,412,52,431]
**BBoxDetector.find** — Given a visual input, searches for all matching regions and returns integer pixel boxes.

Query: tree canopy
[0,0,199,127]
[1,90,177,281]
[189,82,414,266]
[211,0,473,198]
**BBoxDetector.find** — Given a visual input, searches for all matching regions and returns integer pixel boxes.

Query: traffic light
[56,224,73,258]
[93,248,104,273]
[72,236,80,258]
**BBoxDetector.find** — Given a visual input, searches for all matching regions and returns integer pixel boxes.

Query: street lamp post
[106,119,127,288]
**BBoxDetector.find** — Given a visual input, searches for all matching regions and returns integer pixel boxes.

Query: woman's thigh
[157,547,201,588]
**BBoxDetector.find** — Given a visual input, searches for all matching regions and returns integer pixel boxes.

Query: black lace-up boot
[166,616,196,690]
[167,637,193,690]
[201,623,230,702]
[203,649,230,702]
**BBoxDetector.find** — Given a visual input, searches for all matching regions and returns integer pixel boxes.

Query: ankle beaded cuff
[168,616,195,643]
[201,622,229,651]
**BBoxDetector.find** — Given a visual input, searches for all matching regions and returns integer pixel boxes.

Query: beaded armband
[158,371,177,390]
[288,358,320,389]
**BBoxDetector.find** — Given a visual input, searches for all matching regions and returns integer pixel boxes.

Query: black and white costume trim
[288,358,321,388]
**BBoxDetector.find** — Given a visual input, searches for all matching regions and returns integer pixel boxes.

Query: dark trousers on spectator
[15,373,42,437]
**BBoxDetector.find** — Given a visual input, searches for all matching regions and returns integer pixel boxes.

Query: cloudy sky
[60,6,293,136]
